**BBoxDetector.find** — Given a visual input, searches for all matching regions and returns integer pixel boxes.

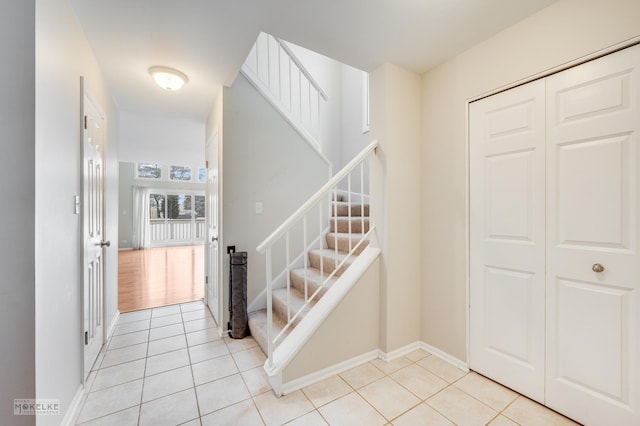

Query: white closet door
[546,43,640,425]
[470,79,546,402]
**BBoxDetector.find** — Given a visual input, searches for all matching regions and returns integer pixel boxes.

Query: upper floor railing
[242,32,328,153]
[256,140,378,370]
[150,218,205,247]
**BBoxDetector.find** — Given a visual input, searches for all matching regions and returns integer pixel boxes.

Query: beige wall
[370,63,422,353]
[283,257,380,382]
[421,0,640,361]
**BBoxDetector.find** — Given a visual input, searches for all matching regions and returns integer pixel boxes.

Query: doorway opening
[117,162,207,312]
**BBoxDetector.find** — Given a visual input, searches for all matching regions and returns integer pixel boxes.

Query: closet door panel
[470,79,546,402]
[546,43,640,426]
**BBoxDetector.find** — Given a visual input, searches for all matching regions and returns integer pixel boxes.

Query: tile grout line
[136,307,153,426]
[180,302,205,425]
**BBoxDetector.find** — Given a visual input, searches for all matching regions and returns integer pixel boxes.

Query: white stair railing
[242,32,328,152]
[256,140,378,370]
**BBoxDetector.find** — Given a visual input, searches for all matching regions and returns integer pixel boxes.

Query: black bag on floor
[227,246,249,339]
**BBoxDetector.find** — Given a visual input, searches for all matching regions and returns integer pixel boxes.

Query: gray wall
[35,0,119,424]
[118,111,205,166]
[0,1,35,424]
[222,73,330,320]
[287,42,371,172]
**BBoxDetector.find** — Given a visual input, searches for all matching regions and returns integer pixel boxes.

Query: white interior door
[470,79,547,402]
[545,43,640,425]
[206,132,221,326]
[82,87,108,380]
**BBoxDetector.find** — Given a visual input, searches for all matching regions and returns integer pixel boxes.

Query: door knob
[592,263,605,273]
[99,240,111,248]
[212,237,218,242]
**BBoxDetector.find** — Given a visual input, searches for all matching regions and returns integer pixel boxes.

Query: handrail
[257,140,378,253]
[274,37,328,101]
[241,32,329,156]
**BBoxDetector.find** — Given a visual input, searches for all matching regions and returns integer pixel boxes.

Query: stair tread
[273,286,315,312]
[290,266,339,282]
[290,267,338,298]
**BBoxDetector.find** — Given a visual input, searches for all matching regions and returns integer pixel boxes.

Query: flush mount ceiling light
[148,66,188,91]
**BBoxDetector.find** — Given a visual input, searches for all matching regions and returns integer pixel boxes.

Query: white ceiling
[70,0,558,122]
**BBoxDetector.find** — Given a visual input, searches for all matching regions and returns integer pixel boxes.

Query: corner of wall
[369,62,422,354]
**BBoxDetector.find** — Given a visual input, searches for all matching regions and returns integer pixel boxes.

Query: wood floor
[118,245,204,313]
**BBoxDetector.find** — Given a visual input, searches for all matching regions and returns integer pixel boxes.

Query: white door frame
[80,77,108,381]
[466,36,640,370]
[205,130,223,335]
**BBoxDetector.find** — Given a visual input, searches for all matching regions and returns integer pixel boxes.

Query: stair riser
[308,252,351,276]
[329,219,370,233]
[247,317,268,356]
[326,236,369,255]
[332,204,369,217]
[248,310,291,355]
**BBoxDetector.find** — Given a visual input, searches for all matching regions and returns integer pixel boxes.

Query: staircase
[248,193,370,355]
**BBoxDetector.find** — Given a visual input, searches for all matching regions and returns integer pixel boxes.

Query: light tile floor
[76,301,581,425]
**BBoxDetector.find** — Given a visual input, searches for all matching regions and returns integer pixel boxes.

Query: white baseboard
[279,349,379,395]
[276,341,468,396]
[59,384,86,426]
[378,341,424,362]
[106,310,120,340]
[420,342,469,372]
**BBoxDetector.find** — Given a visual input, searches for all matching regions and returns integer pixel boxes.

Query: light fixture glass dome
[149,66,188,91]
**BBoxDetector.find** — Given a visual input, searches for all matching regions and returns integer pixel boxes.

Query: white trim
[469,36,640,104]
[274,340,469,396]
[266,247,381,378]
[275,37,328,101]
[378,340,469,372]
[106,310,120,340]
[240,68,332,168]
[377,341,424,362]
[278,349,380,395]
[257,141,378,252]
[59,384,85,426]
[362,71,370,134]
[465,93,471,370]
[421,343,469,373]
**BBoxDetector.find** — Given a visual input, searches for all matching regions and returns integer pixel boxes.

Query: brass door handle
[592,263,604,273]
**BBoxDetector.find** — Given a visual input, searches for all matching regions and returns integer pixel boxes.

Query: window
[137,163,162,179]
[362,71,370,133]
[170,165,192,181]
[147,191,206,246]
[149,194,165,219]
[194,195,205,218]
[135,162,205,184]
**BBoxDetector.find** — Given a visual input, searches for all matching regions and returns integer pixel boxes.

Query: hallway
[76,301,579,425]
[118,246,205,313]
